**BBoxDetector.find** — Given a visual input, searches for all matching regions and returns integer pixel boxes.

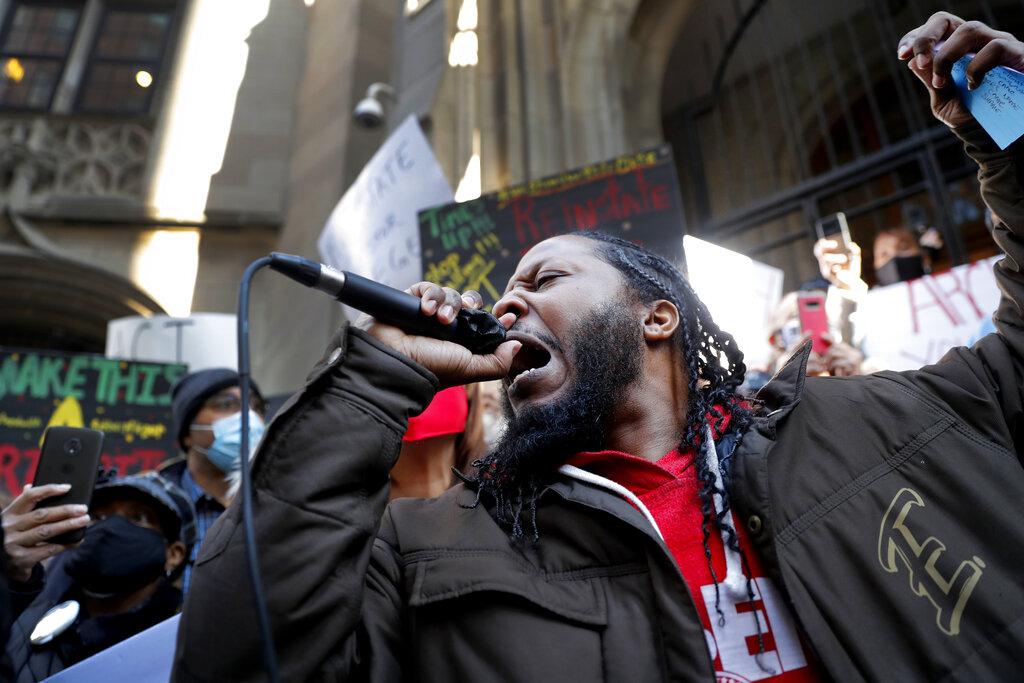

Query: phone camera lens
[64,438,82,456]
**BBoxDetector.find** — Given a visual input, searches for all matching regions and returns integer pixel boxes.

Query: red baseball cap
[403,386,468,442]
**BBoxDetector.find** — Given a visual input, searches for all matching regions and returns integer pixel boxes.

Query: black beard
[468,301,644,539]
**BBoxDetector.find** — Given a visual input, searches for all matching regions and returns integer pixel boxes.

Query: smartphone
[814,212,852,253]
[33,427,104,544]
[797,292,830,356]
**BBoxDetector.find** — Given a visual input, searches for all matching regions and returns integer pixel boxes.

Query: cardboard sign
[0,348,187,500]
[106,313,237,371]
[318,115,453,316]
[859,256,1001,370]
[683,236,784,371]
[418,146,686,307]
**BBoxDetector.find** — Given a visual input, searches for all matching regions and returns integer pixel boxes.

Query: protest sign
[859,256,1001,371]
[683,236,784,371]
[318,115,453,316]
[106,313,237,371]
[0,348,186,500]
[418,145,686,307]
[46,615,179,683]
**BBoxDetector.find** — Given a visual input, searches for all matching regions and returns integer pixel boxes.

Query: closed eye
[535,272,565,288]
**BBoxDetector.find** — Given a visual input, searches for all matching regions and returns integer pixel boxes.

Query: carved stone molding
[0,115,153,206]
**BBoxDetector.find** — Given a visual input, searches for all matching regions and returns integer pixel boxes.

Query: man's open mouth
[506,334,553,388]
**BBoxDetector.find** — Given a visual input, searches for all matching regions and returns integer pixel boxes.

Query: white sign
[859,256,1001,371]
[317,115,453,312]
[684,236,784,371]
[105,314,237,371]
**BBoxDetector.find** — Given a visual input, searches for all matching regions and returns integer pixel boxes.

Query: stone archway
[0,211,165,352]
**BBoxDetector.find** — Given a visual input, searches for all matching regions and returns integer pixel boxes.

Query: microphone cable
[227,252,504,682]
[236,256,279,683]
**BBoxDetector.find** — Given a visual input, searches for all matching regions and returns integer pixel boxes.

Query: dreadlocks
[575,233,772,668]
[466,231,762,647]
[578,230,757,594]
[578,233,773,667]
[471,227,753,532]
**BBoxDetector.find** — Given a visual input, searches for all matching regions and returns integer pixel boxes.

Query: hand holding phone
[814,212,852,252]
[2,483,91,582]
[31,427,104,544]
[814,214,864,292]
[797,292,831,356]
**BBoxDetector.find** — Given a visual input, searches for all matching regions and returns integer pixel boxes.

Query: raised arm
[171,328,435,682]
[172,284,519,682]
[896,15,1024,454]
[899,14,1024,350]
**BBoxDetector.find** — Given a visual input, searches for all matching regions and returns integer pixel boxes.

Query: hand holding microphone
[267,253,521,386]
[364,282,521,387]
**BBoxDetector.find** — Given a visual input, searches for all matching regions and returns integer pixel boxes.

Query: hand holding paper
[898,12,1024,148]
[948,56,1024,149]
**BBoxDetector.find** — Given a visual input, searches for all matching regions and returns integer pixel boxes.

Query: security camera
[354,96,385,128]
[353,83,396,129]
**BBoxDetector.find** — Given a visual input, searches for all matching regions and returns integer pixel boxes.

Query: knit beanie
[171,368,262,452]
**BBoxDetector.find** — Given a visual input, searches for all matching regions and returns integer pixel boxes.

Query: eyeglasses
[202,393,265,415]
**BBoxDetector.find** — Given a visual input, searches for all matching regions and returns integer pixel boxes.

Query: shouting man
[174,14,1024,682]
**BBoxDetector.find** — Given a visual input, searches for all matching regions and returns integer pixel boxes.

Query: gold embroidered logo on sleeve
[877,487,985,636]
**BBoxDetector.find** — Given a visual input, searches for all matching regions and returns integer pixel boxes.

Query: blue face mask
[191,409,265,473]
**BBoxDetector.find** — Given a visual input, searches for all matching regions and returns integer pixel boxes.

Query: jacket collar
[756,340,813,415]
[546,475,670,552]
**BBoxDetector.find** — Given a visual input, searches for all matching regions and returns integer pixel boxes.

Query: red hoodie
[567,430,820,682]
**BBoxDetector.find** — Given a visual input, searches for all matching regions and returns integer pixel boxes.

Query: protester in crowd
[0,530,12,681]
[2,486,90,602]
[764,290,865,378]
[818,223,944,290]
[5,472,194,682]
[174,14,1024,681]
[473,379,506,453]
[390,386,474,499]
[159,369,264,594]
[873,226,933,285]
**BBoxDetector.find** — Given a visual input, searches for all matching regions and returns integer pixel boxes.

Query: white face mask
[191,409,265,473]
[481,410,506,449]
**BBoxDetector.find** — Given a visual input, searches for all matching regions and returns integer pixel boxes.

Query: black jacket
[5,555,181,683]
[173,124,1023,681]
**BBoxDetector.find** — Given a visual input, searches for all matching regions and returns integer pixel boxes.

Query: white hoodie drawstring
[558,431,771,672]
[702,425,748,600]
[558,429,746,599]
[556,464,665,541]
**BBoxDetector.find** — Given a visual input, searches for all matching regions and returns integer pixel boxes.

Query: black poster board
[0,348,187,501]
[418,145,686,306]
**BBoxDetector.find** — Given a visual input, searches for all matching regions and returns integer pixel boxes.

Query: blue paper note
[950,55,1024,150]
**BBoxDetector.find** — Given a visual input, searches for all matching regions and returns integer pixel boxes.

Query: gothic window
[0,1,82,110]
[75,4,174,115]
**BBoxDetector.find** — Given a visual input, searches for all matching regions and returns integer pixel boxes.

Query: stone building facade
[2,0,1020,393]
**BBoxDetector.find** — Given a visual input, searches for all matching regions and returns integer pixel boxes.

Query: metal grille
[662,0,1024,288]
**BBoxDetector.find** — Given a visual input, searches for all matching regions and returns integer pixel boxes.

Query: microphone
[267,252,507,354]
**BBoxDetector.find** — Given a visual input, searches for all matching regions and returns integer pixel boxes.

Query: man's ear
[166,540,187,574]
[642,299,679,342]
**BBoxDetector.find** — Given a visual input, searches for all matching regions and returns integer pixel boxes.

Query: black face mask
[876,255,925,286]
[64,515,168,598]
